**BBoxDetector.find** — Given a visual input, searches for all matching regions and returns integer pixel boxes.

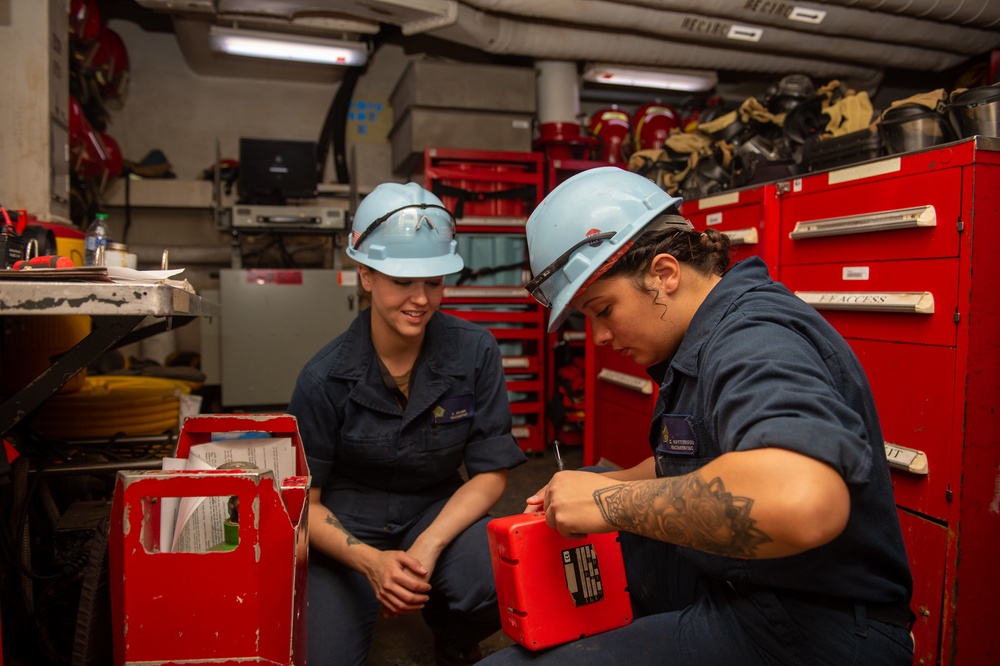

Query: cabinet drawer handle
[723,227,758,245]
[884,442,929,475]
[502,356,531,369]
[457,216,527,228]
[789,205,936,240]
[512,426,531,439]
[598,368,654,395]
[795,291,935,314]
[444,286,529,299]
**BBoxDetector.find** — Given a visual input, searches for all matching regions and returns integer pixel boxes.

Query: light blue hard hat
[347,182,463,278]
[524,167,683,332]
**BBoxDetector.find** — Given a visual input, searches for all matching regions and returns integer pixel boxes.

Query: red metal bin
[108,414,310,665]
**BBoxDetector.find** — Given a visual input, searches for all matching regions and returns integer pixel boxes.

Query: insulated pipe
[600,0,1000,54]
[431,4,883,84]
[536,60,580,126]
[459,0,968,71]
[815,0,1000,29]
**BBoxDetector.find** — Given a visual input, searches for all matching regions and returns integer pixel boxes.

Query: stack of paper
[159,437,296,552]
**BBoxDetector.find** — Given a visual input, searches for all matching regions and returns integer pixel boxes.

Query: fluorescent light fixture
[582,63,717,92]
[209,25,371,66]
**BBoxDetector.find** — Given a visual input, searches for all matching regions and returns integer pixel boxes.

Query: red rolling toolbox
[108,414,310,665]
[777,137,1000,665]
[582,137,1000,665]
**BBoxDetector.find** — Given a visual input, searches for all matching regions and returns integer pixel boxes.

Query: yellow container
[1,315,92,396]
[57,237,86,267]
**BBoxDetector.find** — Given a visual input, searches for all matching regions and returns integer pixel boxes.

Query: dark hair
[602,215,731,284]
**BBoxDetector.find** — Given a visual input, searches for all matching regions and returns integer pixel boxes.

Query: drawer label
[698,192,740,209]
[828,157,902,185]
[842,266,870,280]
[707,212,723,226]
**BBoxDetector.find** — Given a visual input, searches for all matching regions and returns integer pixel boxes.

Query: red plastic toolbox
[108,414,310,665]
[487,512,632,651]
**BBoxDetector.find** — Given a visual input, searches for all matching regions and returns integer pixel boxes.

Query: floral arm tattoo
[594,476,772,558]
[325,512,362,546]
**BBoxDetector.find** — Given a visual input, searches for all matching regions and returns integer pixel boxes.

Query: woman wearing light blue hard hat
[289,182,526,666]
[483,167,914,665]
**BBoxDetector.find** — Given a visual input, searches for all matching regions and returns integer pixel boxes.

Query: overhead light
[208,25,371,66]
[582,63,717,92]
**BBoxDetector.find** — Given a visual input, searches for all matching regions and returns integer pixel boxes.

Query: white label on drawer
[698,192,740,209]
[793,178,803,192]
[512,120,531,129]
[511,426,531,439]
[706,212,723,226]
[502,356,531,369]
[842,266,870,280]
[828,157,902,184]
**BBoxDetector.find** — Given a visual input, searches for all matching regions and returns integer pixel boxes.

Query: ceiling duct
[458,0,970,71]
[217,0,459,35]
[131,0,1000,86]
[600,0,1000,55]
[422,3,883,84]
[815,0,1000,29]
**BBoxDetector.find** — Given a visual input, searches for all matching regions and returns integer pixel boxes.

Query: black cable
[317,31,382,184]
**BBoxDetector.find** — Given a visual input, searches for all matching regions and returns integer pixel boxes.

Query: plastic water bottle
[84,212,110,266]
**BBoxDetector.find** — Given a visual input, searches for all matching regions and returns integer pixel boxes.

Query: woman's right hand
[362,549,432,616]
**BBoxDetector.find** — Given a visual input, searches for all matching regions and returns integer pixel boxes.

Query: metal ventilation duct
[425,3,884,84]
[815,0,1000,29]
[599,0,1000,54]
[458,0,971,71]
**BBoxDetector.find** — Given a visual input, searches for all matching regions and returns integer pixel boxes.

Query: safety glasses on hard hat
[351,203,456,250]
[523,232,616,307]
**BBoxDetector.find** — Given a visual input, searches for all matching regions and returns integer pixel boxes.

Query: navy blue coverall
[481,257,913,666]
[288,308,526,666]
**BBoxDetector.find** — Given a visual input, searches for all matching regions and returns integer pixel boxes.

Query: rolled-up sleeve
[705,317,872,485]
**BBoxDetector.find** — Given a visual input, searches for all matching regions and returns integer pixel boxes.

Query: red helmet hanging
[85,27,130,104]
[587,106,632,163]
[69,96,111,180]
[69,0,101,47]
[632,103,681,151]
[98,132,123,179]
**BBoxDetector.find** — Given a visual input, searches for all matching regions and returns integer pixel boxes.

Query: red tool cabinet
[426,149,549,453]
[777,137,1000,665]
[583,137,1000,665]
[681,183,781,278]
